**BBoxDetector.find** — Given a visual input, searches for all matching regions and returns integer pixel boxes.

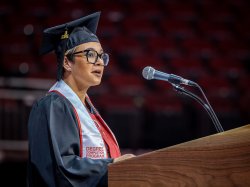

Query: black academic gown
[28,92,113,187]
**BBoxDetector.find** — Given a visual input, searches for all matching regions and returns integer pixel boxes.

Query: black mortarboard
[40,12,101,80]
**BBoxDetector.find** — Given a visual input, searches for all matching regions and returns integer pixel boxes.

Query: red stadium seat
[107,73,146,96]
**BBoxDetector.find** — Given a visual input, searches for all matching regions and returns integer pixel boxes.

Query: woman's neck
[63,77,88,103]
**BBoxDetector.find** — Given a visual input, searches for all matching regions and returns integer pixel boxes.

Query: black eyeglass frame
[71,49,109,66]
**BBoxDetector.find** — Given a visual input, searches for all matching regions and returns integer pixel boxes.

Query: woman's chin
[91,80,102,86]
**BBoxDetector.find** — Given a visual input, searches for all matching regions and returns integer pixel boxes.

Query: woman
[28,12,134,187]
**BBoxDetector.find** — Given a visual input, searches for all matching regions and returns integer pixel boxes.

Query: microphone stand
[192,82,224,133]
[172,84,224,133]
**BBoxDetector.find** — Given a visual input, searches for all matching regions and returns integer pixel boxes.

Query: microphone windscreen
[142,66,155,80]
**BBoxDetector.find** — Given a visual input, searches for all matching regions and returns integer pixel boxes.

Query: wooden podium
[108,125,250,187]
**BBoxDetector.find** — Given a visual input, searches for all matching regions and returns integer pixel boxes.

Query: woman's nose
[95,56,104,66]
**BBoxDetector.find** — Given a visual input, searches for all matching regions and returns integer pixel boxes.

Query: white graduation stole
[49,80,108,159]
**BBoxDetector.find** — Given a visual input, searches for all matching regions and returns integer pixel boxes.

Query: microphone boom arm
[172,84,224,133]
[193,83,224,133]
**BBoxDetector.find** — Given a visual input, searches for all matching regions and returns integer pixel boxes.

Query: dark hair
[55,40,67,80]
[66,52,75,62]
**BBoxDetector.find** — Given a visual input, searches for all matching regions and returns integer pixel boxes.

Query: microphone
[142,66,196,86]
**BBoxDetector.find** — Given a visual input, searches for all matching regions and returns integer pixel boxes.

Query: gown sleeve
[28,92,113,187]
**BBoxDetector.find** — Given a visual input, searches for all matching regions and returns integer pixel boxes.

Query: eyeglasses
[72,49,109,66]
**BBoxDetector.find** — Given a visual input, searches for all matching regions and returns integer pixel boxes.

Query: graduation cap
[40,12,101,80]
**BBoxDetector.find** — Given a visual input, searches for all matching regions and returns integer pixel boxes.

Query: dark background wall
[0,0,249,186]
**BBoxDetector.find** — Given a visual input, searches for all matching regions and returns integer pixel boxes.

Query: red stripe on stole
[86,95,121,158]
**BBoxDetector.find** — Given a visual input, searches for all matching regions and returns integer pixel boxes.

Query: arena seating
[0,0,249,149]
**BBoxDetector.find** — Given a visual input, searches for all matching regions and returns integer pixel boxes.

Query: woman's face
[66,42,105,89]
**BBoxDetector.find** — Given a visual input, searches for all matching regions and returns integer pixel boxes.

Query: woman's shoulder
[33,91,70,110]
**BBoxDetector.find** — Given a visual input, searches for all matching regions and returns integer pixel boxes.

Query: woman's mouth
[91,70,102,77]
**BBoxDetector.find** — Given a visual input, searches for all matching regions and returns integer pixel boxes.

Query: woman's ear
[63,56,72,72]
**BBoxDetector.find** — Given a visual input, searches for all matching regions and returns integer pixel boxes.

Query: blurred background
[0,0,249,186]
